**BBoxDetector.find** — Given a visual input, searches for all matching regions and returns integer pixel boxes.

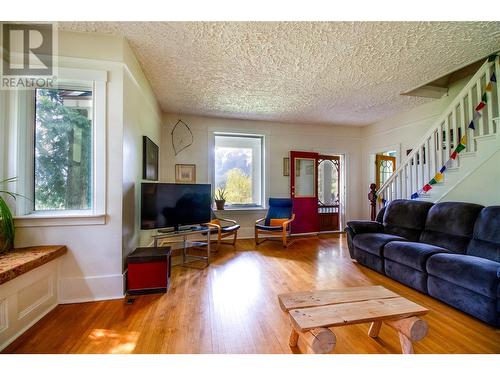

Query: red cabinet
[127,247,171,295]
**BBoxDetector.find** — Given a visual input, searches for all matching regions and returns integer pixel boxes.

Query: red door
[290,151,319,234]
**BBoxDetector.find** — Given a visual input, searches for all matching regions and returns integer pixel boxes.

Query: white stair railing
[376,54,499,209]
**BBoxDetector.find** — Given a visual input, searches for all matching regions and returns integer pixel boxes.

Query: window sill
[14,213,106,227]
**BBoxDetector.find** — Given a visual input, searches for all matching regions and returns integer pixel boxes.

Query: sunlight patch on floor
[88,329,140,354]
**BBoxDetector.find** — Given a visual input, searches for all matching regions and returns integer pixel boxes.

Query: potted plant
[214,187,227,210]
[0,177,18,254]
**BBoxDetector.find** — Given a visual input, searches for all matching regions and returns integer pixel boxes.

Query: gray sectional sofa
[345,200,500,327]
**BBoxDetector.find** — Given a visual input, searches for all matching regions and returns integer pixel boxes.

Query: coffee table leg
[385,316,429,354]
[289,327,299,347]
[368,321,382,338]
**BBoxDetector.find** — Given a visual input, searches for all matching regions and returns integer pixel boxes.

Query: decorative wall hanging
[175,164,196,183]
[171,119,193,156]
[143,136,159,181]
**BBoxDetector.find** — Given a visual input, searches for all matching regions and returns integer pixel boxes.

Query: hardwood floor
[3,235,500,354]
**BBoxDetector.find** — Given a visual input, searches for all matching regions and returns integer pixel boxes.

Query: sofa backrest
[383,200,434,241]
[420,202,484,254]
[466,206,500,262]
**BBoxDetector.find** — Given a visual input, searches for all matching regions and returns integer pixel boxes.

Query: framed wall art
[175,164,196,183]
[143,136,159,181]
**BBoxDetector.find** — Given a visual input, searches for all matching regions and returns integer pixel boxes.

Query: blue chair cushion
[353,233,407,257]
[256,224,283,232]
[221,224,240,233]
[467,206,500,262]
[426,253,500,298]
[265,198,293,225]
[384,241,449,272]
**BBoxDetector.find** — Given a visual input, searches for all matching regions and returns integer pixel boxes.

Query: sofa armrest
[346,220,384,235]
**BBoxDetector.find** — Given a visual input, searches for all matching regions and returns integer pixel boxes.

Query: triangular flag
[487,54,497,62]
[491,72,496,83]
[468,120,475,130]
[475,101,486,111]
[439,165,447,173]
[481,92,488,103]
[486,82,493,92]
[423,184,432,192]
[460,135,467,144]
[445,159,454,168]
[473,111,482,120]
[429,178,438,185]
[382,198,387,205]
[410,192,419,200]
[450,151,458,160]
[435,173,444,182]
[455,143,466,153]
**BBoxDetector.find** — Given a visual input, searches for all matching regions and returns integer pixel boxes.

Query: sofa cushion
[426,253,500,298]
[420,202,484,254]
[353,233,407,257]
[384,241,449,272]
[467,206,500,262]
[383,200,433,241]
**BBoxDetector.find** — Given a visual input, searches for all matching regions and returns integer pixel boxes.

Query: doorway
[375,152,396,189]
[317,155,341,232]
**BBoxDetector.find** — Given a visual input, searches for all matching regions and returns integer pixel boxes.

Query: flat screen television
[141,183,212,231]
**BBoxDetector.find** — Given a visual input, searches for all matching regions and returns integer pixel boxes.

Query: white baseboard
[58,273,125,304]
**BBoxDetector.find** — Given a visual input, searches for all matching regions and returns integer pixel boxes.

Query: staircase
[376,54,500,209]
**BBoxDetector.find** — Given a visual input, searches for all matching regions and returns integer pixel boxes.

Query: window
[214,134,264,208]
[34,88,93,211]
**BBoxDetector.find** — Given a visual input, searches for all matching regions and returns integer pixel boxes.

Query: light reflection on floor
[211,256,261,310]
[88,329,139,354]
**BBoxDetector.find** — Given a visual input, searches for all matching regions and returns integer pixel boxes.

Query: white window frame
[10,67,108,227]
[211,132,266,210]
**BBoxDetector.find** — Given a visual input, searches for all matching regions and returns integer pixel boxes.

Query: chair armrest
[346,220,384,235]
[255,217,266,225]
[206,222,222,233]
[282,214,296,228]
[220,218,238,225]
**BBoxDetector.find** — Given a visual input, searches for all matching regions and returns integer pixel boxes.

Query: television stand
[152,225,211,267]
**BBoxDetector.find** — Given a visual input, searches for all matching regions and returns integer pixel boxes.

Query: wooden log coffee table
[278,285,429,354]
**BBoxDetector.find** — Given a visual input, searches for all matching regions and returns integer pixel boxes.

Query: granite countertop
[0,246,67,285]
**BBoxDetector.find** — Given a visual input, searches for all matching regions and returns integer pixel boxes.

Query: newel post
[368,183,377,221]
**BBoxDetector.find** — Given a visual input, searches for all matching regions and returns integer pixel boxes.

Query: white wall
[122,42,162,266]
[147,113,364,240]
[11,32,162,302]
[441,149,500,206]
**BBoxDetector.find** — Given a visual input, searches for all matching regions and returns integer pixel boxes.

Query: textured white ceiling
[59,22,500,126]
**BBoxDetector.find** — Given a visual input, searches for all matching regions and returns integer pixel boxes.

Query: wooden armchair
[255,198,295,247]
[206,211,240,251]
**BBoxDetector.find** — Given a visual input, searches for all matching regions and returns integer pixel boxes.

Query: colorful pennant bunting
[407,58,497,202]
